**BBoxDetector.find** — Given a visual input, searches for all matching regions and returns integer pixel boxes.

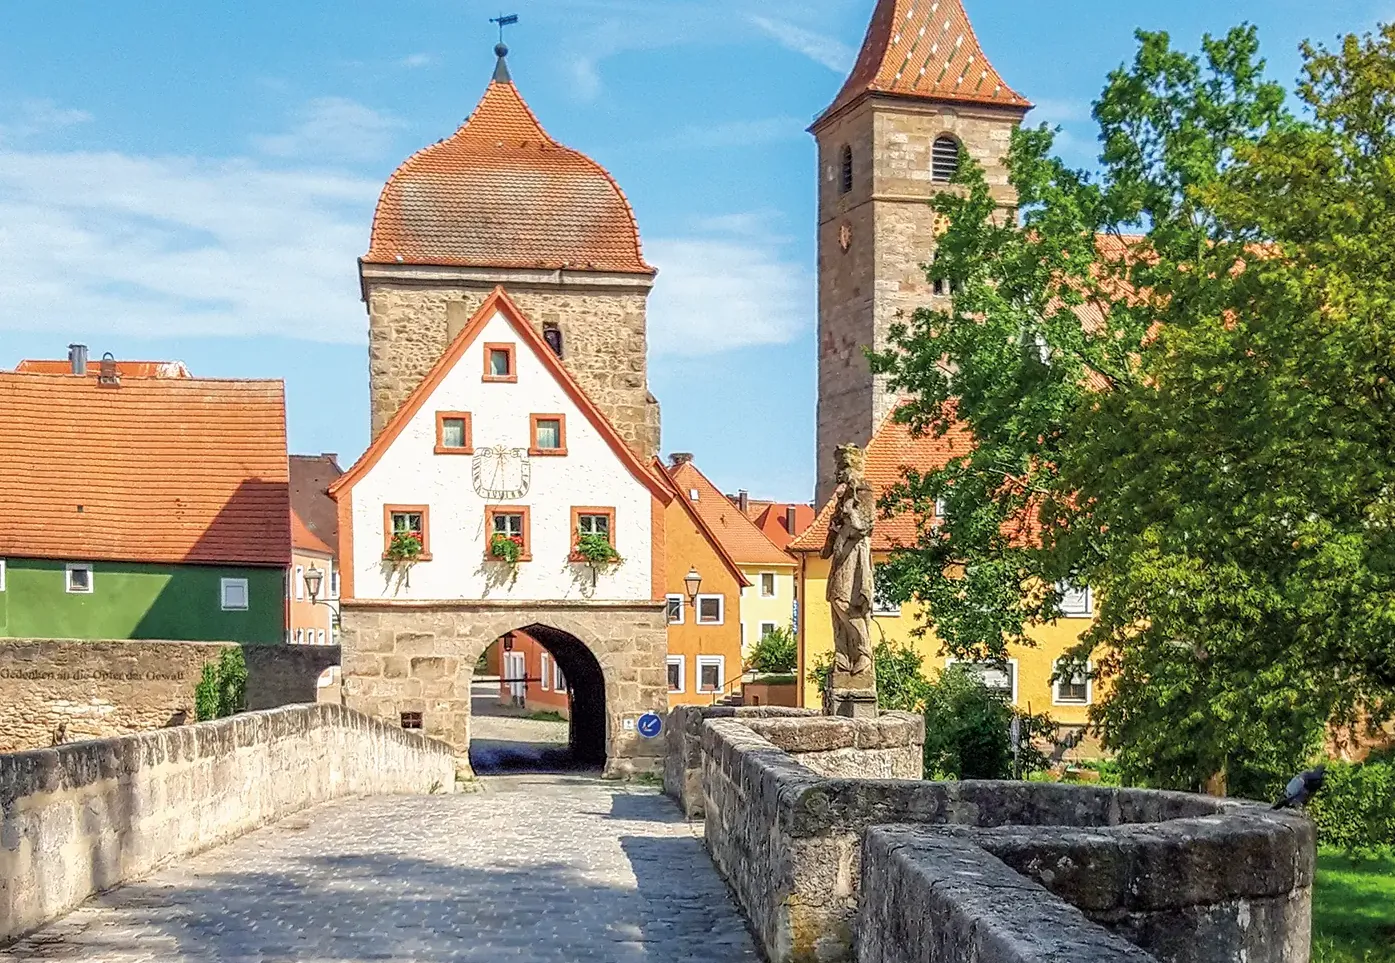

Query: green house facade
[0,558,284,643]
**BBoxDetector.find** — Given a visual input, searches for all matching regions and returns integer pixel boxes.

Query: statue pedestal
[828,687,879,719]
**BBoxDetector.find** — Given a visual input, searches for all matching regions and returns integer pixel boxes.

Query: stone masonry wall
[340,600,668,778]
[664,705,819,817]
[0,640,341,753]
[699,716,1313,963]
[365,278,660,457]
[0,703,454,943]
[814,98,1022,501]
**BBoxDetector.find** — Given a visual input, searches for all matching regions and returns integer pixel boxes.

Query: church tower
[811,0,1030,502]
[362,44,661,457]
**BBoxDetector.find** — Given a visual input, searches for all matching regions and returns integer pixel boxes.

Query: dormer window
[932,135,962,183]
[483,343,517,383]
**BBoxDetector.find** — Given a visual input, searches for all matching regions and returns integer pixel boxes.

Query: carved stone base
[829,688,879,719]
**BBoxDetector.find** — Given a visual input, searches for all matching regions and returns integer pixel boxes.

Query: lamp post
[684,567,702,602]
[303,565,341,639]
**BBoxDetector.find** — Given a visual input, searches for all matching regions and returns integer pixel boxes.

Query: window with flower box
[485,506,532,562]
[383,505,431,561]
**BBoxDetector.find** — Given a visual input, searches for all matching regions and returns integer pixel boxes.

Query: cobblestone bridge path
[2,775,762,962]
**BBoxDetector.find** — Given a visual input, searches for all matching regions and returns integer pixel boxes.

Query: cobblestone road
[2,776,761,962]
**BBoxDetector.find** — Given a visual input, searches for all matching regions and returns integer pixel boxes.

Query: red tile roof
[791,409,973,554]
[15,359,191,378]
[0,373,291,567]
[666,462,795,567]
[817,0,1031,125]
[290,454,343,557]
[365,73,653,274]
[291,510,333,557]
[752,503,817,551]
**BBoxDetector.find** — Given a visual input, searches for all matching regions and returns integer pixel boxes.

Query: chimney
[738,490,749,514]
[786,505,798,534]
[68,344,88,376]
[97,352,121,387]
[669,453,694,467]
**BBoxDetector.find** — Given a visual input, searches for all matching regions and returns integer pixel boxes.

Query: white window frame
[329,568,340,600]
[697,655,726,694]
[760,572,777,598]
[0,558,6,591]
[1057,582,1094,618]
[540,652,550,691]
[295,565,305,601]
[65,563,93,594]
[220,577,249,611]
[695,594,725,626]
[1052,658,1092,706]
[945,657,1019,705]
[759,621,778,639]
[295,628,304,644]
[667,655,685,694]
[665,594,685,625]
[554,664,567,693]
[317,628,326,645]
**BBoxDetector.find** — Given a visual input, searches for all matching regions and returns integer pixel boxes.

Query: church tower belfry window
[839,145,854,194]
[932,135,962,183]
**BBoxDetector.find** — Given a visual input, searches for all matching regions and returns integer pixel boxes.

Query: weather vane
[490,12,519,44]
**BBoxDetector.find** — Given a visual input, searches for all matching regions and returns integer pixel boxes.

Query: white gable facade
[341,307,658,604]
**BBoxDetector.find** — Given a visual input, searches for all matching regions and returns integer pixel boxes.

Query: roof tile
[667,462,794,567]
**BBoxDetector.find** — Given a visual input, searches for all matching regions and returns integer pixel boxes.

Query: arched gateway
[340,603,667,777]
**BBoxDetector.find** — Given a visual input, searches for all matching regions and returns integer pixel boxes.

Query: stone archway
[339,600,668,779]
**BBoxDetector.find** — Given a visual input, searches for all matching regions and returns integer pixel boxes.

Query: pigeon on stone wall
[1271,765,1326,810]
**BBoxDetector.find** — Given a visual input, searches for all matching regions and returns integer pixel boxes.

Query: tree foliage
[194,647,248,722]
[871,24,1395,795]
[746,625,798,674]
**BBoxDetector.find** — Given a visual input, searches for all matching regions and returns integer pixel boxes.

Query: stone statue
[822,445,877,714]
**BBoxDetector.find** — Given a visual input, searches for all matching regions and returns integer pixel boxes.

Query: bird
[1272,765,1327,810]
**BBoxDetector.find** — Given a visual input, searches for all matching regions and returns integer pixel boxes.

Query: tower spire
[489,13,519,84]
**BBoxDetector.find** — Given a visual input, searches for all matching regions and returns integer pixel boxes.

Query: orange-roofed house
[0,366,291,644]
[665,456,797,664]
[811,0,1033,503]
[789,410,1097,728]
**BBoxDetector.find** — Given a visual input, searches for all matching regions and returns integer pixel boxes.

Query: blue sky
[0,0,1385,502]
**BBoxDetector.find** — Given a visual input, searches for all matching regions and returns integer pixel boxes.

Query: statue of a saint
[822,445,876,690]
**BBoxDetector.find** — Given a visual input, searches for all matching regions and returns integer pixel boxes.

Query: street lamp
[684,567,702,601]
[304,565,341,634]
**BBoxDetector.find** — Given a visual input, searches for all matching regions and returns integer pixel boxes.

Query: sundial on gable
[472,447,531,500]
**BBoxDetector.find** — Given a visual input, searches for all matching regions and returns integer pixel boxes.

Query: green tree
[922,665,1055,780]
[870,25,1395,796]
[194,647,249,722]
[746,625,797,674]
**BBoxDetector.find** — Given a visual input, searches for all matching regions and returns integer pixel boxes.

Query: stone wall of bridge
[0,703,454,944]
[696,715,1314,963]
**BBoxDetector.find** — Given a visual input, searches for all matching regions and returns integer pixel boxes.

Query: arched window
[932,134,961,183]
[839,144,853,194]
[542,323,563,358]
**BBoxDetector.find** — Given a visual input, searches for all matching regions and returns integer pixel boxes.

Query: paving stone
[1,776,760,963]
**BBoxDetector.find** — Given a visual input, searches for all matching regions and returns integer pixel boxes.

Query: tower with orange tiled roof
[362,43,661,458]
[811,0,1031,503]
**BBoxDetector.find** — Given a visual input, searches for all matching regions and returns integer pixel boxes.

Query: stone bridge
[0,704,1314,963]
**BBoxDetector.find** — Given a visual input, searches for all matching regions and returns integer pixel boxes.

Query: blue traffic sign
[636,712,664,739]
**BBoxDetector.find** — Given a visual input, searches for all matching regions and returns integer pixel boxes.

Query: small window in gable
[530,414,568,456]
[839,144,853,194]
[543,323,564,358]
[435,412,473,454]
[66,563,93,594]
[932,134,962,183]
[221,577,249,611]
[483,342,517,382]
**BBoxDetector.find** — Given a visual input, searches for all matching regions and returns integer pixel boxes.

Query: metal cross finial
[490,12,519,44]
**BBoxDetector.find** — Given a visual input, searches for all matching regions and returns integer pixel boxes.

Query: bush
[808,640,932,713]
[747,626,797,674]
[194,647,248,722]
[922,664,1057,780]
[1308,752,1395,858]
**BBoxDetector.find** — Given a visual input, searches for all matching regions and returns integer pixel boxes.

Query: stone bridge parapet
[693,716,1314,963]
[0,703,454,944]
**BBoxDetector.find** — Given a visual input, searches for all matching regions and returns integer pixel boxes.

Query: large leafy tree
[871,24,1395,795]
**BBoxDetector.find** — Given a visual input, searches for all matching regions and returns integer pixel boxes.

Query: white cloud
[401,53,435,69]
[0,144,378,344]
[0,99,94,144]
[651,117,804,151]
[252,97,405,164]
[749,15,854,73]
[645,233,811,356]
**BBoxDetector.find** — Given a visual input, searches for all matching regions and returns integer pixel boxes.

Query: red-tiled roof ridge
[0,374,290,567]
[815,0,1031,126]
[364,74,654,274]
[667,461,795,567]
[331,287,673,507]
[15,359,191,378]
[653,459,751,589]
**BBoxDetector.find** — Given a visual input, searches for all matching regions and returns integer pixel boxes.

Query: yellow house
[666,457,797,658]
[789,413,1097,727]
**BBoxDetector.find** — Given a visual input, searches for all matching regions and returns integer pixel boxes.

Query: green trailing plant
[489,533,523,565]
[194,647,248,722]
[575,531,622,566]
[746,625,797,674]
[386,531,424,563]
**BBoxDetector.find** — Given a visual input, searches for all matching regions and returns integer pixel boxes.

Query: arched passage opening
[469,622,607,774]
